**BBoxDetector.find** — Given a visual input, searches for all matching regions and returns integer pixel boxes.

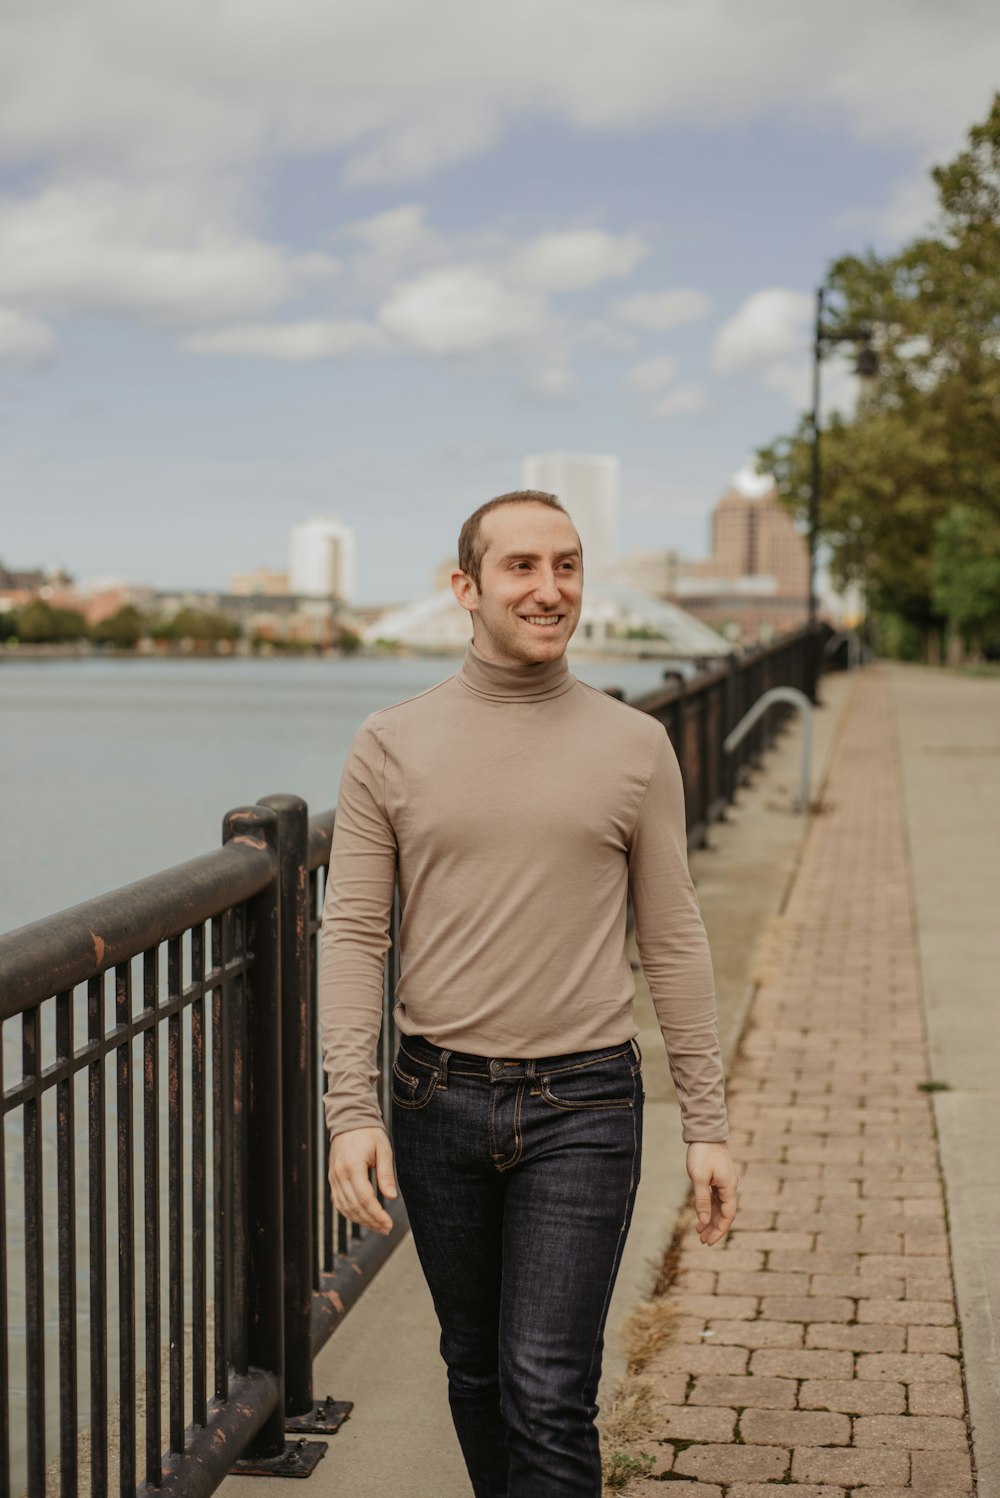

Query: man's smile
[520,614,563,627]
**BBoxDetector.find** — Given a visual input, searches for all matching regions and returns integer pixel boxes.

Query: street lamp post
[808,285,878,625]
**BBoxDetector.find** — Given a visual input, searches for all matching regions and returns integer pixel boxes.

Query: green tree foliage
[11,600,88,642]
[90,604,147,649]
[931,503,1000,650]
[151,607,241,643]
[760,95,1000,658]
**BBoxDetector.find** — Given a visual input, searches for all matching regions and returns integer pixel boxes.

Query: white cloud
[0,1,994,184]
[764,353,859,418]
[510,230,647,293]
[378,267,544,355]
[876,171,941,239]
[653,381,710,417]
[614,289,712,331]
[0,181,332,326]
[293,252,342,282]
[344,99,504,185]
[712,289,813,373]
[346,204,441,264]
[712,288,862,415]
[521,365,580,403]
[731,463,775,499]
[0,306,56,367]
[627,356,678,393]
[183,319,384,360]
[837,167,941,242]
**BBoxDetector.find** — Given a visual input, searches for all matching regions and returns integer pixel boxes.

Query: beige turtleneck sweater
[318,643,728,1143]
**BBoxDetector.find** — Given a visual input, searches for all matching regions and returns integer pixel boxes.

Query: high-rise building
[521,453,619,574]
[708,473,809,596]
[666,466,812,642]
[288,517,357,602]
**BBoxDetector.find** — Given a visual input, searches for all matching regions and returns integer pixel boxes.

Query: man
[320,491,737,1497]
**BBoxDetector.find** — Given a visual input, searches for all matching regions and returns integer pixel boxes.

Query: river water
[0,651,672,1489]
[0,654,671,935]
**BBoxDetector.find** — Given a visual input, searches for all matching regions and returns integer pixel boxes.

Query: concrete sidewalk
[221,670,856,1498]
[616,663,998,1495]
[891,664,1000,1497]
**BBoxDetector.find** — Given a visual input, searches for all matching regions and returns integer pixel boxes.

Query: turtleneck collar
[457,640,577,702]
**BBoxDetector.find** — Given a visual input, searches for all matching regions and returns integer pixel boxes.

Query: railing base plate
[231,1437,328,1478]
[286,1396,353,1434]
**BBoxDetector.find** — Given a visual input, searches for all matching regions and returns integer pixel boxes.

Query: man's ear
[451,569,479,617]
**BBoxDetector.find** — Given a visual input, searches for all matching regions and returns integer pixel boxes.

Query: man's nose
[532,570,562,604]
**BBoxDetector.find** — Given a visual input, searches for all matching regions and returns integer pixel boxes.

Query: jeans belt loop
[630,1038,643,1068]
[437,1048,452,1087]
[525,1059,537,1082]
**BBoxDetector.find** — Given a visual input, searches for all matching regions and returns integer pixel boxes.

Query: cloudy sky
[1,1,997,604]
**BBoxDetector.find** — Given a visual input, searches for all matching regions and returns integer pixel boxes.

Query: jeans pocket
[538,1052,636,1111]
[391,1054,440,1110]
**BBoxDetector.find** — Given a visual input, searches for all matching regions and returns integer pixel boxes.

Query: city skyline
[1,3,997,603]
[3,461,789,606]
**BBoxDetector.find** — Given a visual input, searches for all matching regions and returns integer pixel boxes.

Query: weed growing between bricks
[602,1449,654,1490]
[599,1207,700,1486]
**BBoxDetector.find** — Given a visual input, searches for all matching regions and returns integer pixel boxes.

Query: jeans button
[490,1060,502,1075]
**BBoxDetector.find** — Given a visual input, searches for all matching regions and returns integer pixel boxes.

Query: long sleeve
[318,716,397,1136]
[628,728,729,1142]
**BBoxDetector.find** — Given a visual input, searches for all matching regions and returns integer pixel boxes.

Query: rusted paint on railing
[309,1196,410,1356]
[135,1370,279,1498]
[0,840,274,1014]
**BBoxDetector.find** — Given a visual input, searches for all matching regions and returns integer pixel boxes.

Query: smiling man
[319,490,737,1498]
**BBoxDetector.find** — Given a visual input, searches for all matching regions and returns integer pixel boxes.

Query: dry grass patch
[600,1209,695,1491]
[599,1377,664,1490]
[621,1297,678,1374]
[601,1376,656,1449]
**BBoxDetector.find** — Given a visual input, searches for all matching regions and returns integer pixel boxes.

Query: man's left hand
[686,1142,739,1246]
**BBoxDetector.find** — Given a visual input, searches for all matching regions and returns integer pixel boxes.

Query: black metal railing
[632,624,824,844]
[0,622,829,1497]
[0,799,402,1498]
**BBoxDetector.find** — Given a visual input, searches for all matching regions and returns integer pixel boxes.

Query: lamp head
[854,342,879,380]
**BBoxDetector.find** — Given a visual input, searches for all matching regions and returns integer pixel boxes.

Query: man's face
[451,502,583,666]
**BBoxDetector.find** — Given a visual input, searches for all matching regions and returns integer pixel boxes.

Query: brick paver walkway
[636,672,974,1495]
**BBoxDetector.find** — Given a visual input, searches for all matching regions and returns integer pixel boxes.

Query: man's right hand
[328,1127,398,1235]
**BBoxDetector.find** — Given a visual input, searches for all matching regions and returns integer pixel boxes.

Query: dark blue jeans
[390,1034,644,1498]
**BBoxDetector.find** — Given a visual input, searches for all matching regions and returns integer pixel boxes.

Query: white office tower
[288,517,357,602]
[521,453,619,575]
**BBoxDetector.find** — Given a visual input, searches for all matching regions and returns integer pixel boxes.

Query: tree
[931,504,1000,655]
[759,94,1000,658]
[14,600,88,643]
[91,604,146,649]
[151,607,241,643]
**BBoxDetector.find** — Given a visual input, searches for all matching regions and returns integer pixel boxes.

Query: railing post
[257,793,335,1429]
[806,620,824,704]
[222,805,287,1461]
[697,685,712,843]
[723,653,739,804]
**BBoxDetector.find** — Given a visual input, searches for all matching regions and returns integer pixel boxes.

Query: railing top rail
[0,829,275,1017]
[627,623,820,718]
[630,661,729,715]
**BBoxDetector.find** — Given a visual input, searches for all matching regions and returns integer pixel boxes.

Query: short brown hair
[457,490,574,588]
